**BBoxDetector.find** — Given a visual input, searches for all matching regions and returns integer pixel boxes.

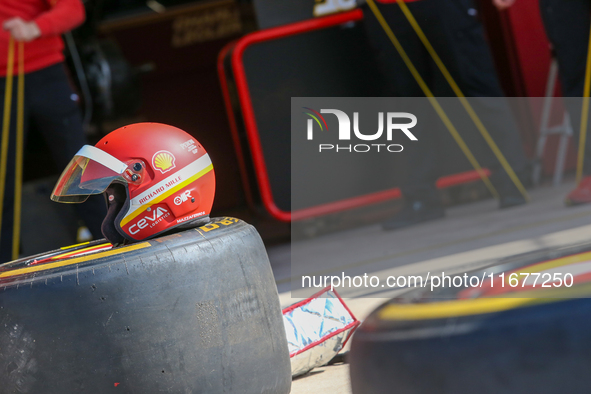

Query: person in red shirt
[0,0,105,262]
[0,0,85,74]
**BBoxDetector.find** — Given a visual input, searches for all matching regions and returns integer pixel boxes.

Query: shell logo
[152,150,176,174]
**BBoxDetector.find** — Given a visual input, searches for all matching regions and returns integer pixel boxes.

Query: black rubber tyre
[350,241,591,394]
[0,217,291,394]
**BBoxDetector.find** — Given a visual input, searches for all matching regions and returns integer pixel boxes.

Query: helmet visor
[51,145,128,203]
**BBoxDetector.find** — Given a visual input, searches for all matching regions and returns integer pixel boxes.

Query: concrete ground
[268,181,591,393]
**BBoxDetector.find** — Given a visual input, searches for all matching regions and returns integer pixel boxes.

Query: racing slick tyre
[349,241,591,394]
[0,217,291,394]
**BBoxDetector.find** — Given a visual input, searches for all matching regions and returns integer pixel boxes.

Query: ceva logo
[129,206,170,235]
[303,108,417,153]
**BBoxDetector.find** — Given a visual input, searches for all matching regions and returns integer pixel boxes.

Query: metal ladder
[533,58,573,187]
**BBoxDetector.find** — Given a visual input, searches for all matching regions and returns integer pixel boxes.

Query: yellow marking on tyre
[52,243,113,260]
[60,241,91,250]
[198,217,239,232]
[512,251,591,276]
[378,298,541,321]
[0,242,150,278]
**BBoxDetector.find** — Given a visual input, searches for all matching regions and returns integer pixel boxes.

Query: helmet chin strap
[102,184,127,245]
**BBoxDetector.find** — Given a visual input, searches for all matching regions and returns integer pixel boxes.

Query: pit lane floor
[267,180,591,393]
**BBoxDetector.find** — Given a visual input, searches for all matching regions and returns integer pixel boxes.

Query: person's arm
[3,0,85,42]
[493,0,516,11]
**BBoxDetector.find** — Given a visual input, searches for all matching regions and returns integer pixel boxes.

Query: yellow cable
[365,0,499,199]
[12,41,24,260]
[395,0,529,201]
[576,22,591,185]
[0,37,14,247]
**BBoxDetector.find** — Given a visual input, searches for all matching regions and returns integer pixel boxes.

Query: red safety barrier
[221,9,493,222]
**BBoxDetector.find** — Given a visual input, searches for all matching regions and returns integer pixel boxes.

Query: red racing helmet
[51,123,215,244]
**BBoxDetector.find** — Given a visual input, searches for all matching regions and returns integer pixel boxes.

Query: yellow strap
[12,41,24,260]
[365,0,499,198]
[0,37,15,246]
[577,22,591,185]
[395,0,529,201]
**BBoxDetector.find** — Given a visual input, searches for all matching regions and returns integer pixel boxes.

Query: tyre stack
[350,242,591,394]
[0,217,291,394]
